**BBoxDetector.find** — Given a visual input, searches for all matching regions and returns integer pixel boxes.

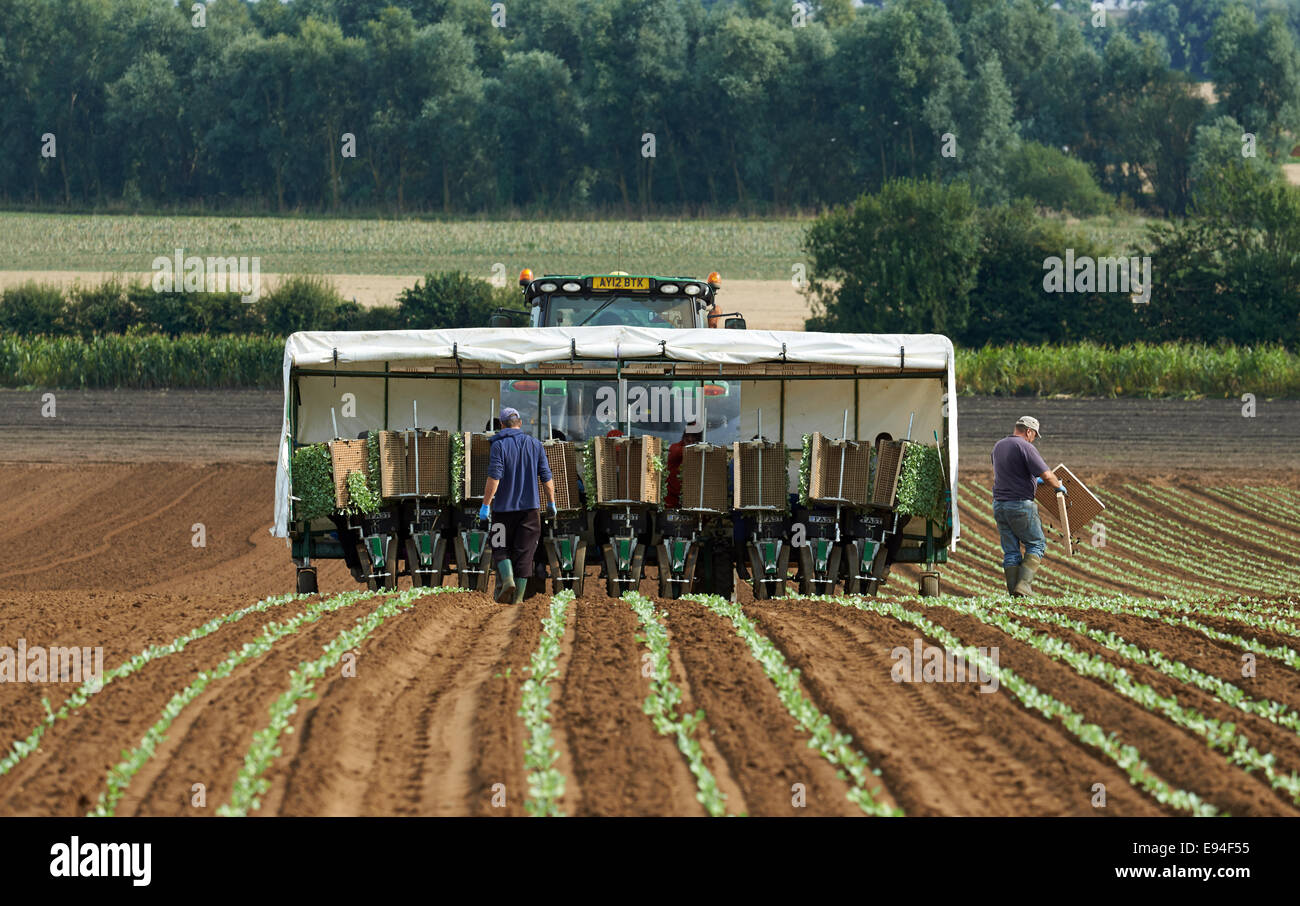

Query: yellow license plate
[591,275,650,291]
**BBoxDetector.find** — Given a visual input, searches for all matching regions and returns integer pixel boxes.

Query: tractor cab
[491,270,746,445]
[491,271,746,330]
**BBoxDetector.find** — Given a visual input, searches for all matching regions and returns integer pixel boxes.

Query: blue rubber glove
[1035,477,1044,485]
[478,503,491,521]
[546,501,558,518]
[1055,484,1068,496]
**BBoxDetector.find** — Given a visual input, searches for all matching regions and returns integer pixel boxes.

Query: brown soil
[2,451,1299,815]
[552,601,705,816]
[265,591,532,817]
[926,604,1300,816]
[660,601,873,816]
[745,600,1171,816]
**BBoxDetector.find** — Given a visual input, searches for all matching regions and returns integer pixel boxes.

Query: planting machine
[277,271,959,597]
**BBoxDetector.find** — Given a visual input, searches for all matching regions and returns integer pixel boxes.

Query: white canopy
[274,326,960,545]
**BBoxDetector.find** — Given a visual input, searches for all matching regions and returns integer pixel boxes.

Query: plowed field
[2,461,1298,816]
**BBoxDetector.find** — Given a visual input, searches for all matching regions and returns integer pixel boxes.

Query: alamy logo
[1042,250,1151,303]
[151,247,262,302]
[595,385,701,425]
[0,639,103,687]
[891,639,1000,693]
[49,837,151,886]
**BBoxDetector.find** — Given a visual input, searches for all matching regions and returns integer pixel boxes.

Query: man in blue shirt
[991,416,1066,596]
[480,407,557,603]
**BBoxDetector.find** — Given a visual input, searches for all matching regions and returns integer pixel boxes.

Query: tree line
[806,164,1300,347]
[2,0,1298,215]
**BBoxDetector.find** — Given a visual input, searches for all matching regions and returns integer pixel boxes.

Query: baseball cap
[684,419,704,434]
[1016,415,1041,435]
[499,407,520,423]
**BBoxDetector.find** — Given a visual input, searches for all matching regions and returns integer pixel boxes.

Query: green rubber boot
[1003,564,1020,596]
[511,579,528,605]
[1013,553,1042,597]
[494,559,516,603]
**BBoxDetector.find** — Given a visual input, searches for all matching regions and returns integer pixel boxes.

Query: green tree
[397,272,502,329]
[1188,114,1278,209]
[490,51,588,207]
[1003,142,1112,215]
[1210,3,1300,153]
[804,179,981,334]
[1128,0,1230,77]
[952,57,1018,203]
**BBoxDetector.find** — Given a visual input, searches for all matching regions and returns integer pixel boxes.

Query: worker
[665,419,704,508]
[481,407,557,604]
[991,416,1066,596]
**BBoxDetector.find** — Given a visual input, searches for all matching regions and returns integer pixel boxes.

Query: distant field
[0,210,1157,278]
[0,213,808,279]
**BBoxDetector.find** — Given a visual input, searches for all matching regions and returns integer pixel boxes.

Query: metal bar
[836,409,847,500]
[854,379,859,438]
[779,379,785,446]
[384,361,390,430]
[290,367,949,382]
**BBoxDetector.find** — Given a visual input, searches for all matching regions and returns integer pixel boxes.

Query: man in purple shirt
[991,416,1066,596]
[481,407,557,604]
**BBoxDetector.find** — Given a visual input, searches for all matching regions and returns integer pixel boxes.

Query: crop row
[686,594,900,816]
[623,592,729,817]
[89,588,388,816]
[518,592,574,817]
[964,479,1280,598]
[1152,486,1300,556]
[947,599,1300,807]
[219,585,457,816]
[1121,483,1300,578]
[959,481,1222,599]
[1016,598,1300,684]
[984,599,1300,738]
[1,592,307,778]
[1210,487,1300,528]
[1101,493,1297,596]
[818,593,1218,815]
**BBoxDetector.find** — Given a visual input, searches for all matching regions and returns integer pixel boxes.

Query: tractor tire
[296,566,318,595]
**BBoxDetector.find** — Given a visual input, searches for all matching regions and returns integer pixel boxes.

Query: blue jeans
[992,499,1046,566]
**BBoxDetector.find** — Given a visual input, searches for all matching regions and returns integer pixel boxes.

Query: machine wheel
[296,566,318,595]
[920,572,941,598]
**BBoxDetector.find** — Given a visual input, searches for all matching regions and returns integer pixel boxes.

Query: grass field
[0,213,807,279]
[0,211,1155,279]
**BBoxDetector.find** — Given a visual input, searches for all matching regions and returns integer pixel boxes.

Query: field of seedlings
[1,459,1297,817]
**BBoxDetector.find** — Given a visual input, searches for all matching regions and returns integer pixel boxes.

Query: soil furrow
[925,604,1300,816]
[662,601,871,816]
[746,600,1173,816]
[125,595,396,816]
[552,601,705,816]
